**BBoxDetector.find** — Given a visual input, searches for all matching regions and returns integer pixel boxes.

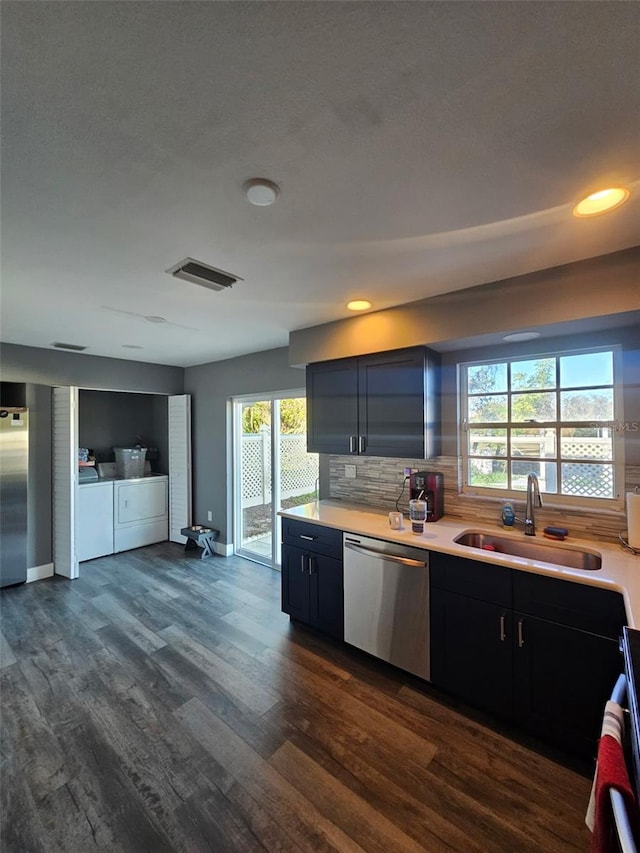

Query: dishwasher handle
[344,540,427,568]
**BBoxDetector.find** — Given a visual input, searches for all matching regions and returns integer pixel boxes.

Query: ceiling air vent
[166,258,243,292]
[53,342,87,351]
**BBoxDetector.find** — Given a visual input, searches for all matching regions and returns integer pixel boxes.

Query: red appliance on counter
[409,471,444,522]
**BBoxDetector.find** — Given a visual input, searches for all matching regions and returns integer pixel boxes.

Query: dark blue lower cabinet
[430,587,513,719]
[430,551,626,759]
[513,613,622,756]
[281,543,343,640]
[281,543,311,624]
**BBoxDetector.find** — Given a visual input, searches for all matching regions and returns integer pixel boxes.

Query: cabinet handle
[299,534,316,541]
[349,435,357,453]
[499,614,506,642]
[358,435,366,453]
[308,557,315,575]
[300,555,307,573]
[517,619,524,648]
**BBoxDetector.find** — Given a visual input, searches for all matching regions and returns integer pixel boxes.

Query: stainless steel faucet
[524,472,542,536]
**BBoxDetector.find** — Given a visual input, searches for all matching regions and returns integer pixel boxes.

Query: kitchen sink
[453,531,602,571]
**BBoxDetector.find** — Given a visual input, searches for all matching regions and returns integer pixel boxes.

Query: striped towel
[586,701,637,853]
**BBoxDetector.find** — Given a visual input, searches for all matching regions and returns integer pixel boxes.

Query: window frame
[459,345,625,510]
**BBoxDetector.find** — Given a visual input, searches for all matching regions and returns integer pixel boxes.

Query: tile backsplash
[329,455,638,544]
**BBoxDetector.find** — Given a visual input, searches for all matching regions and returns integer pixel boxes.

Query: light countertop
[279,500,640,627]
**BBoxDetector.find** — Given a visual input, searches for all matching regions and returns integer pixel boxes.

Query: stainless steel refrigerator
[0,408,28,587]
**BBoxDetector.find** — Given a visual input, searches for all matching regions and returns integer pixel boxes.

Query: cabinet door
[306,359,359,454]
[431,587,513,718]
[358,348,430,458]
[309,552,343,640]
[514,614,622,758]
[281,544,311,623]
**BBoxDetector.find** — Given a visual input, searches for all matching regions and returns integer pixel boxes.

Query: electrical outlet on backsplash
[327,455,636,544]
[329,455,459,514]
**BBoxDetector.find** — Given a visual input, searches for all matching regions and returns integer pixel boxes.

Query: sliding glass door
[233,391,318,568]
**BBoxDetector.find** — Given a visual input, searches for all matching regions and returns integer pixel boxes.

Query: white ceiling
[2,1,639,368]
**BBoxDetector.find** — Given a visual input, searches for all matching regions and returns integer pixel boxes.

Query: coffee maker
[409,471,444,522]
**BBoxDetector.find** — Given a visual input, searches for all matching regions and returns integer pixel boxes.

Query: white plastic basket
[113,447,147,479]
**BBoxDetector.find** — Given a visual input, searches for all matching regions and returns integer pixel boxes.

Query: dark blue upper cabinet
[306,357,359,455]
[306,346,440,459]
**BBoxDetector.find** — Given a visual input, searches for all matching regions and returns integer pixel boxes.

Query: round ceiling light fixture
[572,187,630,218]
[347,300,372,311]
[502,331,541,342]
[242,178,280,206]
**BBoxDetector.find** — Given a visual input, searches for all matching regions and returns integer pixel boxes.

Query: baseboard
[26,563,54,583]
[171,538,232,557]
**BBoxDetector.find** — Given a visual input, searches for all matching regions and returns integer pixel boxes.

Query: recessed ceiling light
[572,187,630,217]
[242,178,280,206]
[145,315,167,324]
[502,331,541,342]
[347,300,372,311]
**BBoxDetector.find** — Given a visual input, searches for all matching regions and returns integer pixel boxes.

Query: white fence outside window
[469,434,614,497]
[469,434,611,459]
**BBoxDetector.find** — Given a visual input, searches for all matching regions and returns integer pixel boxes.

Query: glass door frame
[232,388,307,569]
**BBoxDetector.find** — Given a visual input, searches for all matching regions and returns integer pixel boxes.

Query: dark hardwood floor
[1,543,592,852]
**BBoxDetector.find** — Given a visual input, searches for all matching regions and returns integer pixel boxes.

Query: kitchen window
[460,347,624,507]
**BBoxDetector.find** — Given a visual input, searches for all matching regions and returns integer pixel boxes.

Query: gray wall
[3,265,638,567]
[0,344,183,567]
[289,247,640,366]
[439,325,640,464]
[184,347,306,545]
[79,390,168,471]
[152,395,170,476]
[0,344,184,393]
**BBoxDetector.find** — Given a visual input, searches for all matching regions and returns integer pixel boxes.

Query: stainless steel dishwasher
[343,533,430,680]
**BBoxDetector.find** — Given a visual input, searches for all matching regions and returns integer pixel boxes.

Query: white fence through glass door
[241,430,318,508]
